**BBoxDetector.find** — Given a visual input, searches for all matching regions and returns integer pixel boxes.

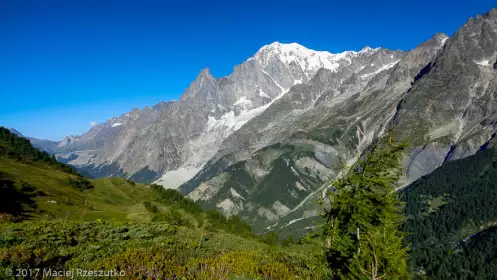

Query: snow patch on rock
[259,89,270,99]
[234,96,252,106]
[360,60,400,80]
[155,166,204,189]
[474,59,492,66]
[230,188,245,200]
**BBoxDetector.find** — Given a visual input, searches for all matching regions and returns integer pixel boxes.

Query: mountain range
[30,8,497,232]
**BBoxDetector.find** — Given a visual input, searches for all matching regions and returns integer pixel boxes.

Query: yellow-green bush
[0,220,331,279]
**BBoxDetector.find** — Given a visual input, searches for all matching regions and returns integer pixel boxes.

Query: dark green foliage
[454,226,497,279]
[408,225,497,280]
[198,143,323,234]
[204,210,253,237]
[149,184,253,237]
[150,184,203,213]
[67,177,94,190]
[261,231,279,245]
[143,201,158,213]
[180,143,320,212]
[322,134,409,279]
[281,234,295,247]
[0,127,82,177]
[152,208,189,226]
[402,147,497,279]
[178,143,327,234]
[224,214,252,235]
[125,178,136,186]
[200,162,254,208]
[298,231,322,245]
[0,173,36,216]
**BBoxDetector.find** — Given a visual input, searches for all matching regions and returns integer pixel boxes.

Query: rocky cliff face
[181,9,497,233]
[32,42,398,189]
[395,9,497,183]
[180,34,443,231]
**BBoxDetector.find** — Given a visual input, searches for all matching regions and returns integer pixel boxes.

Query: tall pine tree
[322,133,409,279]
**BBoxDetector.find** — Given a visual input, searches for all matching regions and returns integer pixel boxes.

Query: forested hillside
[0,127,83,177]
[403,146,497,279]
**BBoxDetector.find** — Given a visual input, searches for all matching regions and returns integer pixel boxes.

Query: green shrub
[152,209,190,227]
[0,127,83,176]
[150,184,202,213]
[261,231,279,245]
[0,179,36,216]
[67,177,94,190]
[0,220,331,279]
[143,201,158,213]
[280,234,295,247]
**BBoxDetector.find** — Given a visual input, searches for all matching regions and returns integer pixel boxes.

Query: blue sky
[1,0,495,140]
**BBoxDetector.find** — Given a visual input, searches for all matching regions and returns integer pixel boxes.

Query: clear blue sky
[1,0,495,140]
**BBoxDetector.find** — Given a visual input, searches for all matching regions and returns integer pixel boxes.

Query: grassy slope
[0,158,330,279]
[0,128,330,279]
[0,157,154,221]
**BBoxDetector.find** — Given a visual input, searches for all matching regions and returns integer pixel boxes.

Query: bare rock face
[395,9,497,183]
[182,9,497,233]
[180,33,443,231]
[32,42,397,189]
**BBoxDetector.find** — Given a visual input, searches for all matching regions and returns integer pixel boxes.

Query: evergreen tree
[281,234,295,247]
[322,133,409,279]
[0,127,81,176]
[261,230,279,245]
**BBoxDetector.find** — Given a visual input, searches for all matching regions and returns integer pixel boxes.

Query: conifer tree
[322,133,409,279]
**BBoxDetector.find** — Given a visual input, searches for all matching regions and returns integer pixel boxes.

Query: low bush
[0,220,331,279]
[67,177,94,190]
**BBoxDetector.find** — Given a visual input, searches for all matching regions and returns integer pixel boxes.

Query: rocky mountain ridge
[31,42,401,190]
[181,8,497,233]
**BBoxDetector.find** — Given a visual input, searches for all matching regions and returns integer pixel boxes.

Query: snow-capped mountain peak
[254,42,352,73]
[39,40,404,191]
[253,42,382,80]
[358,46,380,55]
